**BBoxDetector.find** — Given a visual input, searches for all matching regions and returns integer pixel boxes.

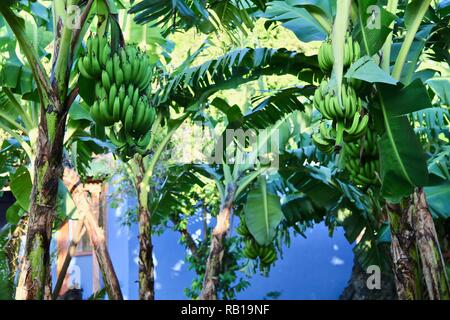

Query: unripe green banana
[91,52,101,77]
[353,114,369,136]
[108,84,117,113]
[105,59,114,82]
[124,105,135,133]
[123,62,132,85]
[99,99,114,126]
[131,88,140,107]
[113,97,121,122]
[82,56,92,76]
[133,98,146,133]
[121,95,131,119]
[101,44,111,67]
[78,57,93,79]
[101,71,111,92]
[90,100,101,124]
[118,85,126,105]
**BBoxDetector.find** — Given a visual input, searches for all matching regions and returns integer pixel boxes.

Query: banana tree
[0,0,132,299]
[0,79,124,300]
[266,0,449,299]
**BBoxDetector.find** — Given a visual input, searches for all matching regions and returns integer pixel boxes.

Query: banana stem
[331,0,352,104]
[392,0,431,80]
[335,121,345,146]
[139,113,190,210]
[381,0,399,72]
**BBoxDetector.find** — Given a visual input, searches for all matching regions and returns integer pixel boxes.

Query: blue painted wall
[52,180,354,300]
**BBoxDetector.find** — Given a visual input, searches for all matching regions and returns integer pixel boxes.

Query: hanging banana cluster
[318,34,361,72]
[236,221,277,267]
[78,35,156,156]
[78,36,110,79]
[312,30,368,153]
[344,129,380,187]
[312,79,369,151]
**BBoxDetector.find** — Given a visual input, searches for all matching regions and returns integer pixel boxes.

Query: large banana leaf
[354,0,397,56]
[10,166,31,212]
[130,0,264,33]
[378,81,432,202]
[244,176,283,246]
[211,86,314,132]
[263,0,332,42]
[156,47,318,108]
[425,182,450,219]
[150,165,205,225]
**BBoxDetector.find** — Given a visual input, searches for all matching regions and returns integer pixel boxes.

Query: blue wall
[53,180,354,300]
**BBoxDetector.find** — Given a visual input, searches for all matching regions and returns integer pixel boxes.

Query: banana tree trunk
[201,184,235,300]
[62,167,123,300]
[413,188,449,299]
[15,111,67,300]
[388,202,418,299]
[389,188,449,300]
[137,176,154,300]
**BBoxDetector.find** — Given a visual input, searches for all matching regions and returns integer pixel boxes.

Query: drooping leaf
[427,77,450,105]
[10,166,32,211]
[244,176,283,246]
[157,47,319,109]
[380,80,433,117]
[378,116,428,202]
[425,182,450,219]
[354,0,397,56]
[68,101,92,122]
[345,56,398,85]
[263,0,329,42]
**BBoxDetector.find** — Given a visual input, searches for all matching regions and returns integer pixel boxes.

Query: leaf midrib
[260,178,270,240]
[378,90,414,187]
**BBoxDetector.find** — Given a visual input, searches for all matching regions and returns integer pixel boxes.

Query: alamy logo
[366,265,381,290]
[171,122,281,169]
[64,5,82,30]
[367,5,381,30]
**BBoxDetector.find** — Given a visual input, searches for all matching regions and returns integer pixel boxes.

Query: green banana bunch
[344,129,380,187]
[78,35,110,79]
[236,220,251,237]
[242,239,277,266]
[92,74,156,137]
[345,157,379,187]
[107,126,152,158]
[243,239,259,260]
[343,128,378,157]
[312,122,335,154]
[343,112,369,142]
[318,34,361,72]
[318,40,333,72]
[258,245,277,266]
[105,46,153,93]
[313,80,361,122]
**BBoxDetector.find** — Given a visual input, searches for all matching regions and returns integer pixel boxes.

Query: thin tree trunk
[52,219,86,299]
[388,202,418,300]
[62,167,123,300]
[200,184,235,300]
[171,215,198,258]
[137,174,154,300]
[180,228,198,258]
[15,110,67,300]
[388,188,450,300]
[413,188,450,299]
